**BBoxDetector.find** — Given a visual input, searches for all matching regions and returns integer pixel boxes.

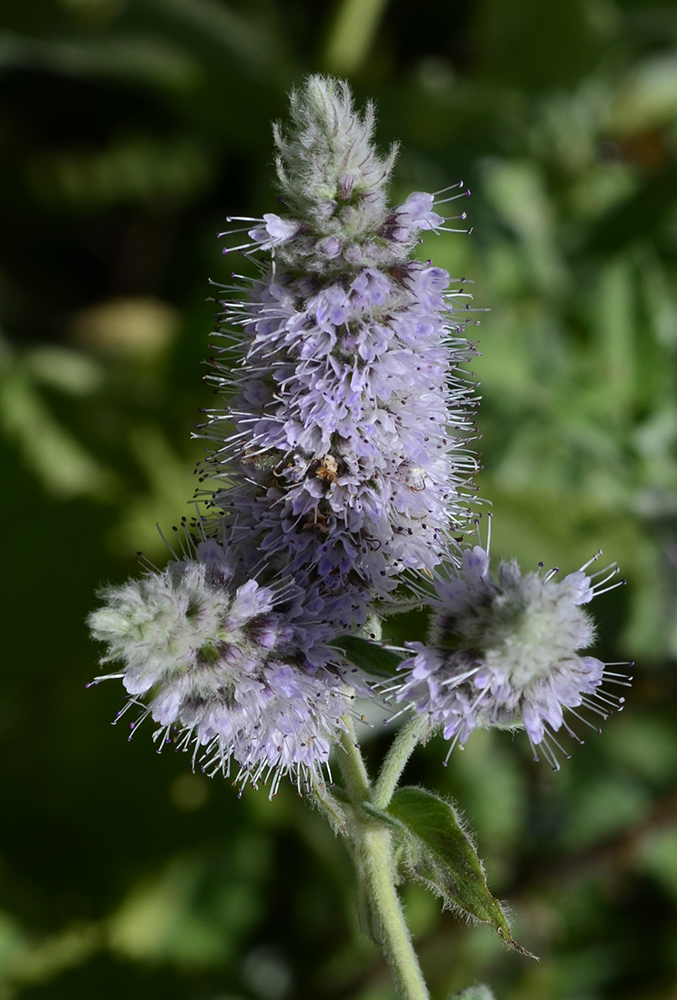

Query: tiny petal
[394,191,445,233]
[561,570,594,604]
[249,214,300,248]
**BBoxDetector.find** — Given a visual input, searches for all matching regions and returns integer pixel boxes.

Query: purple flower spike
[204,76,480,629]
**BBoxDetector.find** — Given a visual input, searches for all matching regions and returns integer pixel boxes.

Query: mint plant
[89,75,628,1000]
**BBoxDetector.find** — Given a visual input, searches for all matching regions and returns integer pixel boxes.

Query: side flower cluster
[393,544,629,767]
[88,537,354,794]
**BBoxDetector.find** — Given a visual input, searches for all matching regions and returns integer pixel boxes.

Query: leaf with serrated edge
[388,787,536,957]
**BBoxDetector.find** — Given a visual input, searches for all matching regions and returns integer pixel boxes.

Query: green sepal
[330,635,402,679]
[385,787,536,958]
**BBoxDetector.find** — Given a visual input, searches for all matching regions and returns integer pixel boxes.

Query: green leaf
[361,801,411,836]
[387,787,535,957]
[330,635,403,679]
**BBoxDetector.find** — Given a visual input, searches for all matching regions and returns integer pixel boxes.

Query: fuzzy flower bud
[272,76,398,262]
[393,546,630,768]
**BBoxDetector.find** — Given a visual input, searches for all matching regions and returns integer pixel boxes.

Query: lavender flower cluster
[207,231,478,629]
[392,541,628,770]
[204,80,479,632]
[89,535,351,793]
[89,76,627,793]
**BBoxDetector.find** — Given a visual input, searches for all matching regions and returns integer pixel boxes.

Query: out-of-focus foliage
[1,1,676,998]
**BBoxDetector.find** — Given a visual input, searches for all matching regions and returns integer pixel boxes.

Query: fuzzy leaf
[387,787,535,957]
[330,635,402,679]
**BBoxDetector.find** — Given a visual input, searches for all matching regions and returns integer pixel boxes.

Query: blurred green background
[2,0,677,997]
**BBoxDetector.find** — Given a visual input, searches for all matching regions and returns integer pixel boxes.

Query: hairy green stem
[335,718,431,1000]
[355,821,431,1000]
[373,715,429,809]
[337,717,372,802]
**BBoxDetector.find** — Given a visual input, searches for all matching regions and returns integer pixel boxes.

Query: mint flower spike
[88,533,356,796]
[204,75,480,630]
[393,540,632,769]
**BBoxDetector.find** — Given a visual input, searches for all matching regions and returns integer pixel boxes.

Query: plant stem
[311,780,348,836]
[373,715,429,809]
[356,821,431,1000]
[335,717,431,1000]
[336,717,372,803]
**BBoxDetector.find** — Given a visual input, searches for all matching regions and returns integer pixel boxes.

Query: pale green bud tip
[87,563,239,697]
[273,74,397,236]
